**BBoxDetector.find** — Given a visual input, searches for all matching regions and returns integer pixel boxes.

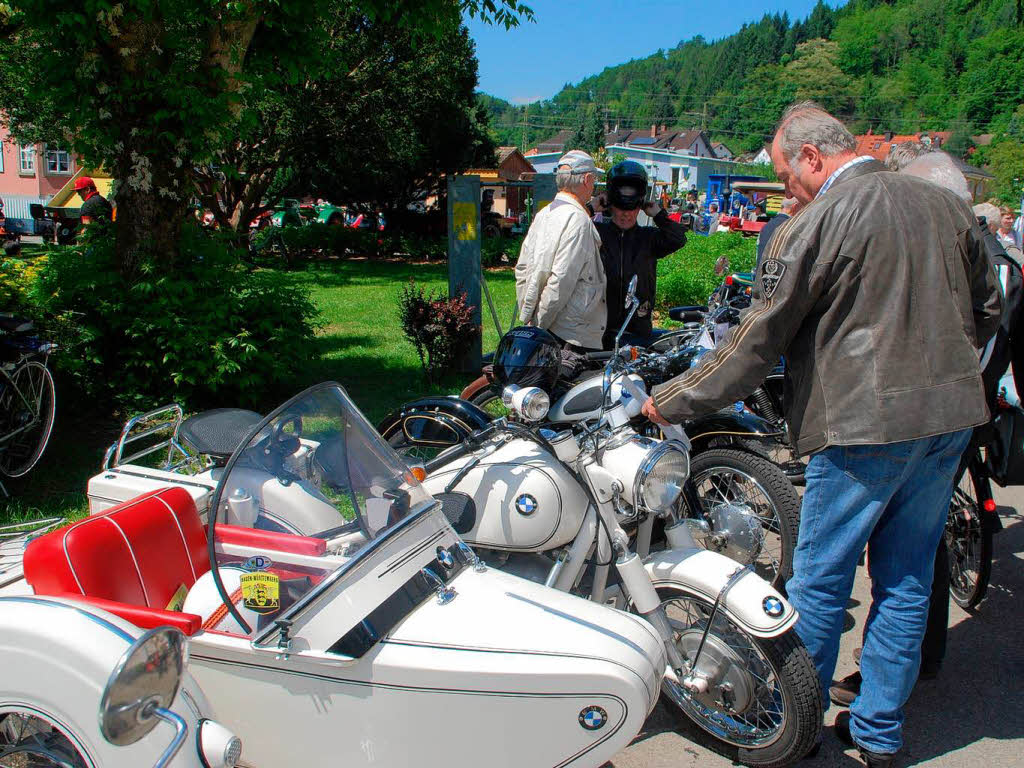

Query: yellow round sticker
[240,572,280,615]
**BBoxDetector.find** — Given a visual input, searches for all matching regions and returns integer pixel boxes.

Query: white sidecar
[3,382,666,768]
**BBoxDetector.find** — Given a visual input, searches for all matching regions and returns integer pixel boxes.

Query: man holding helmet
[590,161,687,349]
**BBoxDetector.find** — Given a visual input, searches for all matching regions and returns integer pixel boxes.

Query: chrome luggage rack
[102,404,193,472]
[0,517,65,583]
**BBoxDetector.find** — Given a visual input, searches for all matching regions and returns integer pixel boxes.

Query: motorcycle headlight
[502,385,550,422]
[633,441,690,512]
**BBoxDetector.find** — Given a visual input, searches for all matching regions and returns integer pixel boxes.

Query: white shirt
[816,156,876,199]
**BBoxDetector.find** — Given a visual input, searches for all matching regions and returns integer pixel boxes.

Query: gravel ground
[611,485,1024,767]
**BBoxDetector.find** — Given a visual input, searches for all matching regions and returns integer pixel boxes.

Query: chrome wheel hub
[676,629,756,713]
[705,502,765,563]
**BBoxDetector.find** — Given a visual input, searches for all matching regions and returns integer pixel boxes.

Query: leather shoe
[834,711,899,767]
[830,671,861,707]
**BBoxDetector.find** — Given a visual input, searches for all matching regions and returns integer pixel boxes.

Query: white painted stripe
[61,529,86,596]
[103,516,151,607]
[154,493,197,581]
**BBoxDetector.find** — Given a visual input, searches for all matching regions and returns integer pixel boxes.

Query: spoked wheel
[688,449,799,589]
[656,588,821,767]
[469,386,509,419]
[382,425,446,463]
[945,461,993,609]
[0,361,56,478]
[0,711,87,767]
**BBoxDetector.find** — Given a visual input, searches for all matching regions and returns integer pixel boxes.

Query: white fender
[0,596,208,767]
[643,547,797,638]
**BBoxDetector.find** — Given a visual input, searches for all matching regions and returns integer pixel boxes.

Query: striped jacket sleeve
[651,214,824,423]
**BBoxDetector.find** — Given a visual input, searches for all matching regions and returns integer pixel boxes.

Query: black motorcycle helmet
[492,326,562,394]
[607,161,649,211]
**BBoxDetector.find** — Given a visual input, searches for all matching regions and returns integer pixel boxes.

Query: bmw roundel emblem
[763,596,785,618]
[436,546,455,570]
[579,705,607,731]
[514,493,538,516]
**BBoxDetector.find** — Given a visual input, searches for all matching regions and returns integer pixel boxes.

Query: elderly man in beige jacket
[515,150,607,350]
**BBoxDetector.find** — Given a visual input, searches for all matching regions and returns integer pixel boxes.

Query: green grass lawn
[2,259,518,523]
[292,259,517,423]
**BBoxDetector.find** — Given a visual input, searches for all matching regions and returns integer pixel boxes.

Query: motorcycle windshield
[201,382,436,637]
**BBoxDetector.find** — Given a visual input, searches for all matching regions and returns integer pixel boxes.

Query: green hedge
[251,223,522,267]
[29,224,320,411]
[656,232,757,309]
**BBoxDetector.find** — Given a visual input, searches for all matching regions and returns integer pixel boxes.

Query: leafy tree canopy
[0,0,532,271]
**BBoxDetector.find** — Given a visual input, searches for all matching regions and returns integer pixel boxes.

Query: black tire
[0,710,88,767]
[740,438,806,485]
[655,587,822,767]
[0,361,56,478]
[688,448,799,589]
[945,461,994,609]
[469,385,509,419]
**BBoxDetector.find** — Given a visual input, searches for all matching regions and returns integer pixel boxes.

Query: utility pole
[521,105,528,153]
[701,101,707,132]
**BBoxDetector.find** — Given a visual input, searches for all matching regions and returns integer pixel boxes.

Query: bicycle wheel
[0,361,56,478]
[945,461,994,609]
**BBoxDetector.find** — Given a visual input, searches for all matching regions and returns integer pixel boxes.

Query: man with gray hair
[515,150,606,350]
[642,101,1001,765]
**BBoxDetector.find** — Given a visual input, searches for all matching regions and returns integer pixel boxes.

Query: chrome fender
[0,596,209,767]
[643,547,797,638]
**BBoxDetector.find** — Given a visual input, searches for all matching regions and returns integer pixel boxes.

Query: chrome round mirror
[100,627,187,746]
[714,256,730,276]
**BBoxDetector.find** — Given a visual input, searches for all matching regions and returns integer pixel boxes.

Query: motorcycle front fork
[586,497,690,677]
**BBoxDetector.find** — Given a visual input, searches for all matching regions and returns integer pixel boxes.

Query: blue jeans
[787,429,971,754]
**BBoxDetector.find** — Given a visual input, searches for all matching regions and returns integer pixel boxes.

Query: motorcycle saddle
[179,408,264,461]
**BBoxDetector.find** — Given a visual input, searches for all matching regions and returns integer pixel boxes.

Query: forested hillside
[482,0,1024,201]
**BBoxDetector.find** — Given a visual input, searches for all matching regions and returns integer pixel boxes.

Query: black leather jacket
[596,210,686,347]
[651,160,1003,456]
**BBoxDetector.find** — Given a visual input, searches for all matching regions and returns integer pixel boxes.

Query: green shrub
[656,232,757,309]
[33,223,320,411]
[482,235,523,267]
[0,255,45,314]
[251,225,520,267]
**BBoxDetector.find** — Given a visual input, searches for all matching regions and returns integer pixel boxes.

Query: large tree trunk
[112,134,191,275]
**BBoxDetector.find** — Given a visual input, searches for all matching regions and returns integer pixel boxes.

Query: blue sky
[467,1,836,103]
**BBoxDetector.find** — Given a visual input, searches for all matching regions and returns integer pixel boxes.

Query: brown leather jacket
[651,160,1003,456]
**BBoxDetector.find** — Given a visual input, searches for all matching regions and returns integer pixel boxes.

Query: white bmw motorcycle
[380,287,822,766]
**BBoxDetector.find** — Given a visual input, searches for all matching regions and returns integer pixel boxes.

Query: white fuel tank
[421,438,588,551]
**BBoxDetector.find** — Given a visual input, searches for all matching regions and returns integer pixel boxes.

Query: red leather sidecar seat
[24,487,210,634]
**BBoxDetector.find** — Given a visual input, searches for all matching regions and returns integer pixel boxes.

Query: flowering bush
[398,280,479,382]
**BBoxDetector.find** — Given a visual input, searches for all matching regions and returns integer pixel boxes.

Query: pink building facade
[0,124,79,232]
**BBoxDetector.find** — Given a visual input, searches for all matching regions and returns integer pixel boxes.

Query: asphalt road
[611,485,1024,767]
